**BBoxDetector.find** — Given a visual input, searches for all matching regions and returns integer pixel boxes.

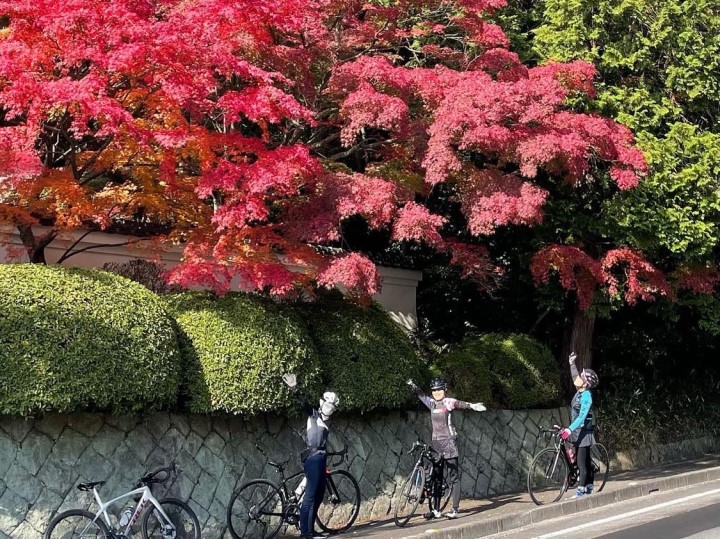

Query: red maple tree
[0,0,666,318]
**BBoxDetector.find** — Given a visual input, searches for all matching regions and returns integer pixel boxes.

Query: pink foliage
[392,202,447,247]
[317,252,381,298]
[460,170,548,235]
[448,241,503,290]
[531,245,604,309]
[601,248,673,305]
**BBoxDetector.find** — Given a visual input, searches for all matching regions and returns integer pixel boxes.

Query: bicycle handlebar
[139,462,177,486]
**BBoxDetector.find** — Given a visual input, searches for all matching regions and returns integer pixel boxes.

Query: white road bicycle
[44,463,200,539]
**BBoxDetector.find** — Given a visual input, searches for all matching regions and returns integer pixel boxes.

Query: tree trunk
[563,305,595,370]
[16,225,56,264]
[561,305,596,397]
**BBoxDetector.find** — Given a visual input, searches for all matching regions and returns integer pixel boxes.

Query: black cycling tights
[577,446,595,487]
[441,457,461,511]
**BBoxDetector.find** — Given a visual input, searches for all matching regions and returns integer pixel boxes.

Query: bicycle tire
[142,498,200,539]
[527,448,570,505]
[45,508,111,539]
[227,479,285,539]
[591,443,610,492]
[393,465,425,527]
[316,469,361,534]
[428,465,452,513]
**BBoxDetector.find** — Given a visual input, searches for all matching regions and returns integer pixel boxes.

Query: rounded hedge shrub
[299,297,425,413]
[0,264,181,415]
[165,292,321,415]
[436,333,561,409]
[429,349,493,406]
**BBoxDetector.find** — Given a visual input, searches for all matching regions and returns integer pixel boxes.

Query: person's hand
[569,352,577,365]
[470,403,487,412]
[560,428,572,441]
[282,373,297,389]
[406,379,415,387]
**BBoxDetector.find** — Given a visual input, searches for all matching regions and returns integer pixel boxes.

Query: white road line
[531,487,720,539]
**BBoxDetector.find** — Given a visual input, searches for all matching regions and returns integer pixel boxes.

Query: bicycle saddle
[269,458,290,469]
[77,481,105,491]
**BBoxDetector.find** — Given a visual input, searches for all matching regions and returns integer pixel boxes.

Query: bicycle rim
[227,480,285,539]
[316,470,361,534]
[45,509,111,539]
[393,465,424,527]
[142,498,200,539]
[591,443,610,492]
[527,448,569,505]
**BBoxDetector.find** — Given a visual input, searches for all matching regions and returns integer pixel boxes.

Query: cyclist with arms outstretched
[406,378,487,519]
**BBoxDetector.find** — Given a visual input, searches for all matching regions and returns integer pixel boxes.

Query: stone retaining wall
[1,408,712,539]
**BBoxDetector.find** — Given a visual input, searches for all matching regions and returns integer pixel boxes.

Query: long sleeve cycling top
[568,390,593,432]
[292,387,329,452]
[409,382,471,440]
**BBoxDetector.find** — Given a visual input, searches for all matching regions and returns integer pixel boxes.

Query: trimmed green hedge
[0,264,181,415]
[434,333,561,409]
[166,292,321,415]
[299,297,425,413]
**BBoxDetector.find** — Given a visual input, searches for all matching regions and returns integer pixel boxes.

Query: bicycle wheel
[316,469,361,534]
[142,498,200,539]
[227,479,285,539]
[393,465,425,527]
[527,448,570,505]
[428,479,452,513]
[591,443,610,492]
[45,509,111,538]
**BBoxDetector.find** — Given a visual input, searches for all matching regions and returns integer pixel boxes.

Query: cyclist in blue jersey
[407,378,487,520]
[560,353,599,498]
[283,373,340,539]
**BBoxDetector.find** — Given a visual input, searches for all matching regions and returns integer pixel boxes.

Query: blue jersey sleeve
[568,391,592,431]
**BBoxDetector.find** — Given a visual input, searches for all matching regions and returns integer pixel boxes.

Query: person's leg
[573,446,589,497]
[445,458,461,511]
[586,445,595,493]
[300,454,324,536]
[312,461,327,530]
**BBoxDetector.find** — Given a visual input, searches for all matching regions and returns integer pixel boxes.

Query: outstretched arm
[445,398,487,412]
[283,373,314,415]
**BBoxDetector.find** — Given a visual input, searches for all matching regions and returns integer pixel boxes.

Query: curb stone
[395,465,720,538]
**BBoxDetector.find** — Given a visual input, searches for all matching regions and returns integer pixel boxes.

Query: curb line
[399,465,720,538]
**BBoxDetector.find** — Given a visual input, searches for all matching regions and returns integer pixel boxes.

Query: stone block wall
[0,407,572,538]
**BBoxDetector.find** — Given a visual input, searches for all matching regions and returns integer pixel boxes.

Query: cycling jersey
[292,388,329,457]
[569,389,595,447]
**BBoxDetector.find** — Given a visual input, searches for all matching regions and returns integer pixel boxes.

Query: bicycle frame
[85,484,174,536]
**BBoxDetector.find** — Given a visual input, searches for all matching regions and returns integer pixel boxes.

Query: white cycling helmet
[319,391,339,419]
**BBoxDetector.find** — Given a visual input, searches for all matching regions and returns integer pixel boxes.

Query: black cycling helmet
[430,377,447,391]
[580,368,599,389]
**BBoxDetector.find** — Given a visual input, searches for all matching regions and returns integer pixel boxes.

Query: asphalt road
[486,481,720,539]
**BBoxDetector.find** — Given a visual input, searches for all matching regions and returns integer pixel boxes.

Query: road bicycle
[44,463,200,539]
[527,425,610,505]
[393,440,452,527]
[226,444,361,538]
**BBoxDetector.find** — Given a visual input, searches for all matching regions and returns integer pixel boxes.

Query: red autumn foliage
[0,0,655,302]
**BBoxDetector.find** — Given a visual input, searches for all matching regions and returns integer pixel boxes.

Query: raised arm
[407,379,432,409]
[569,352,580,382]
[283,373,314,415]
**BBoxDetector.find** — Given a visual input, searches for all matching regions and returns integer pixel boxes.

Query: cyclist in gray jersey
[407,378,487,519]
[283,373,339,539]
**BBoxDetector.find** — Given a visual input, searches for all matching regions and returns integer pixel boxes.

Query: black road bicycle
[227,445,361,538]
[527,425,610,505]
[393,440,452,527]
